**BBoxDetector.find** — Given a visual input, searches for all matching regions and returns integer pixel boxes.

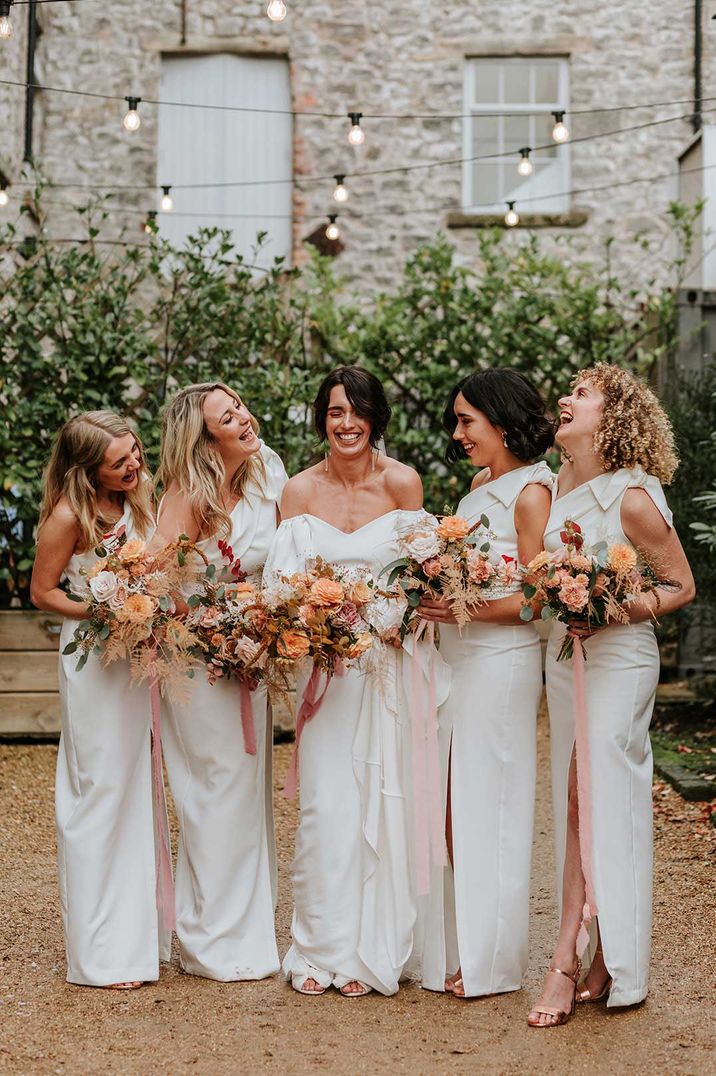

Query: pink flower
[467,550,495,584]
[558,578,590,612]
[422,557,443,579]
[335,601,360,629]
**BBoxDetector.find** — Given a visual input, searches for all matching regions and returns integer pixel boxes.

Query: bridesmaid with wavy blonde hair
[152,381,287,982]
[31,411,162,989]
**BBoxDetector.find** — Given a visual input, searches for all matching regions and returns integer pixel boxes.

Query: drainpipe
[23,0,38,161]
[693,0,702,132]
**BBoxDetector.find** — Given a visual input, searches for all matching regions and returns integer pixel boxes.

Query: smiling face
[452,392,505,468]
[325,384,372,461]
[556,378,605,451]
[202,388,260,463]
[94,432,142,496]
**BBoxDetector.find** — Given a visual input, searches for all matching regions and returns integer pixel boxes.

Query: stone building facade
[0,1,713,293]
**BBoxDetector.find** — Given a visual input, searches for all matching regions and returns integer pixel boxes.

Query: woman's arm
[420,482,551,626]
[30,503,90,618]
[621,487,696,623]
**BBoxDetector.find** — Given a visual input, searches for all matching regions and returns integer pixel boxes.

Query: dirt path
[1,710,713,1075]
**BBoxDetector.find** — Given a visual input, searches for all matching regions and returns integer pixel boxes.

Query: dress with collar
[415,461,554,997]
[161,442,287,981]
[545,465,673,1008]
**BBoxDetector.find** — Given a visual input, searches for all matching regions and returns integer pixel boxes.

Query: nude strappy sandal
[527,963,580,1028]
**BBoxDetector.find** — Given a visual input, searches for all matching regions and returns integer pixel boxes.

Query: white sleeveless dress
[263,509,427,995]
[56,502,163,986]
[416,462,554,996]
[545,465,673,1007]
[161,443,287,981]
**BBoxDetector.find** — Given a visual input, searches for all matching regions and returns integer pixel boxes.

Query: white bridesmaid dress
[56,502,164,986]
[161,443,287,981]
[263,509,425,995]
[545,465,673,1007]
[417,462,553,997]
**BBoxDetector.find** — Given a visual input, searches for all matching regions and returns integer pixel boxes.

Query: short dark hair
[442,368,555,464]
[314,366,392,447]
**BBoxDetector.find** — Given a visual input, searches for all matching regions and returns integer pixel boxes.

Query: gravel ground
[1,707,714,1076]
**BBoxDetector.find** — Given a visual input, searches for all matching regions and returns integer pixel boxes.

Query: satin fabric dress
[416,462,554,997]
[56,502,164,986]
[263,509,428,995]
[545,465,673,1007]
[161,443,287,981]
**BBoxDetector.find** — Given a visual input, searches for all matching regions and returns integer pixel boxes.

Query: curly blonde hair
[573,364,679,484]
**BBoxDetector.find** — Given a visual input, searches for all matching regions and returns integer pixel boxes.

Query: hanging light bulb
[0,183,8,207]
[347,112,365,147]
[160,185,173,212]
[333,174,348,203]
[517,147,533,177]
[551,110,569,143]
[144,210,158,235]
[266,0,287,20]
[504,202,519,227]
[0,1,14,40]
[325,214,340,241]
[123,96,142,132]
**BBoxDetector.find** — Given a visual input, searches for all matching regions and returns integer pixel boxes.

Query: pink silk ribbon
[571,634,599,954]
[149,671,176,933]
[411,621,448,897]
[283,662,333,800]
[239,678,257,756]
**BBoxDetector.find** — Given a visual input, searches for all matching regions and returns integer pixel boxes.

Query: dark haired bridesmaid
[418,368,555,999]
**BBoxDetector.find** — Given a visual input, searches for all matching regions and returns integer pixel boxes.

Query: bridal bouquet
[262,557,375,677]
[520,519,672,660]
[62,528,200,691]
[382,511,512,635]
[186,540,268,688]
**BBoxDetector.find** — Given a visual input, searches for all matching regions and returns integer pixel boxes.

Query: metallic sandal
[527,963,580,1028]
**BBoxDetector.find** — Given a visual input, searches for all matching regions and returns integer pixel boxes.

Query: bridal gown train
[263,509,428,995]
[161,443,287,981]
[416,462,553,997]
[546,465,673,1007]
[56,502,164,986]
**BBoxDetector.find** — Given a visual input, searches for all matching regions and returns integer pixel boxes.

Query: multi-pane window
[463,58,570,214]
[157,54,292,267]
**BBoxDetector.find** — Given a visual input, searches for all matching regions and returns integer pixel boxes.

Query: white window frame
[462,57,570,215]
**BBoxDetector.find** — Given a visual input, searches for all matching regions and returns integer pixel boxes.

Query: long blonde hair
[38,411,154,550]
[157,382,266,539]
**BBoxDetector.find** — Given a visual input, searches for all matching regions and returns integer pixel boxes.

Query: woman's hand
[566,617,598,639]
[418,597,459,625]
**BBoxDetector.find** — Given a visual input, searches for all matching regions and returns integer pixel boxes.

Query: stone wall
[1,1,713,295]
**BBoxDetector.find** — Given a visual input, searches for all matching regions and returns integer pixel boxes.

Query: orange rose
[119,538,148,563]
[276,630,311,659]
[437,516,470,541]
[346,632,373,660]
[309,578,345,606]
[350,581,372,605]
[116,593,156,623]
[232,581,257,599]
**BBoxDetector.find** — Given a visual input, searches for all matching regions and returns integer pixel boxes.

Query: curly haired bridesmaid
[528,364,695,1027]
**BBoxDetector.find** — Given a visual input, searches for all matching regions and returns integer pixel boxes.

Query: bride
[264,365,424,997]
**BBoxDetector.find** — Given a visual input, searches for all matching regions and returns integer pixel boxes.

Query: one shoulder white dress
[545,465,673,1007]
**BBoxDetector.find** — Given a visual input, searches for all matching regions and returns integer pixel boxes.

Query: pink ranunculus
[335,601,360,629]
[422,557,443,579]
[558,579,590,612]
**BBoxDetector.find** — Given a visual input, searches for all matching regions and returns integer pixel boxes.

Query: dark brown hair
[313,366,392,447]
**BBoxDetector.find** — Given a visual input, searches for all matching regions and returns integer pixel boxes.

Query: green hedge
[0,201,696,607]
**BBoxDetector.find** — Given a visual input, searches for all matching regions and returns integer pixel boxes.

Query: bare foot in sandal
[103,981,143,990]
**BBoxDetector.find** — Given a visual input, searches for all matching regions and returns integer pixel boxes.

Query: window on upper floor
[462,57,570,215]
[157,53,292,268]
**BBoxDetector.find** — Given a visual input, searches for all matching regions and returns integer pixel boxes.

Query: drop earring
[502,431,508,447]
[324,449,330,473]
[371,447,377,472]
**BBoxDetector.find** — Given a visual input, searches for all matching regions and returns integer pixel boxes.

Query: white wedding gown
[161,443,287,981]
[546,465,672,1007]
[56,502,164,986]
[416,462,553,997]
[263,509,427,994]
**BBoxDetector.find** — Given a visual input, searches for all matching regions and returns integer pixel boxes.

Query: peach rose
[526,550,553,573]
[346,632,372,660]
[119,538,147,563]
[276,630,311,659]
[437,516,471,541]
[569,554,593,573]
[116,592,156,622]
[558,578,590,612]
[422,557,443,579]
[350,581,372,605]
[310,578,345,607]
[467,551,495,584]
[607,543,637,574]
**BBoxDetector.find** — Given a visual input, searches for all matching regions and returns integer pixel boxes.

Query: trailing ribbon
[283,661,342,800]
[149,668,176,933]
[239,678,257,756]
[411,621,448,897]
[571,633,599,954]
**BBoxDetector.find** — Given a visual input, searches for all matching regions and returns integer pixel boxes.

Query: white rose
[365,593,408,636]
[234,636,263,667]
[89,570,120,603]
[403,529,442,562]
